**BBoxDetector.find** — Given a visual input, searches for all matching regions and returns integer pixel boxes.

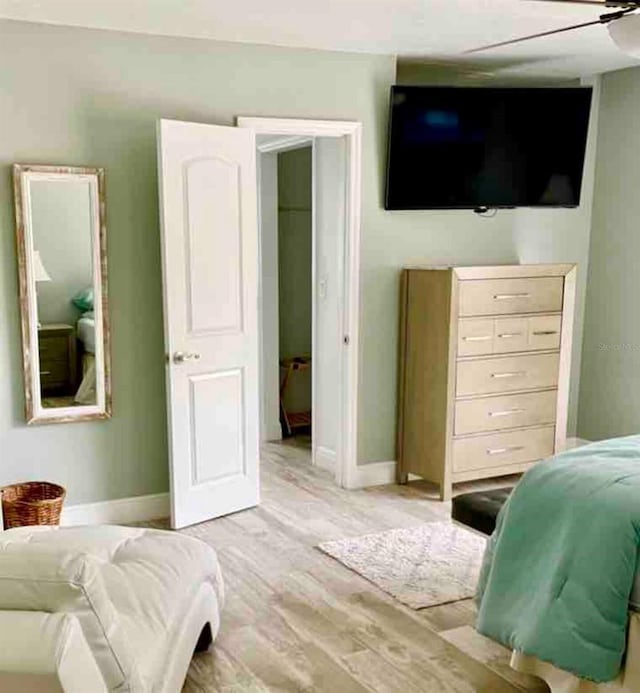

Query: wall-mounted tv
[385,86,593,211]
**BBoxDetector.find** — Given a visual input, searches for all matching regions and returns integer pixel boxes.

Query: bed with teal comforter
[476,435,640,683]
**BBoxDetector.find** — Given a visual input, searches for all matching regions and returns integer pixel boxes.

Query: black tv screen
[385,86,593,210]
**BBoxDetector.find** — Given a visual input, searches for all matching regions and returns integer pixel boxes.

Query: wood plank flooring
[177,439,549,692]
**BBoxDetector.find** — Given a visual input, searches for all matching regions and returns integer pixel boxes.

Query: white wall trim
[315,446,337,473]
[256,148,283,444]
[350,461,396,489]
[238,116,362,492]
[60,492,169,527]
[241,117,361,139]
[257,135,313,154]
[311,138,318,468]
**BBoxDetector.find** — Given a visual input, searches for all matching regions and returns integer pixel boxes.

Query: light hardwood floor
[178,438,549,692]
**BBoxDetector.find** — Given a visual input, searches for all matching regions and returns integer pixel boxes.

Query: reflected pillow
[72,287,94,311]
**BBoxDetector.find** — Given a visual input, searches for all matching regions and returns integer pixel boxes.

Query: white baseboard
[23,437,595,529]
[61,492,170,527]
[351,460,396,489]
[315,446,337,473]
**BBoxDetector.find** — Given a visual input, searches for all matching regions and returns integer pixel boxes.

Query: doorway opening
[157,118,361,528]
[276,145,313,444]
[238,117,362,489]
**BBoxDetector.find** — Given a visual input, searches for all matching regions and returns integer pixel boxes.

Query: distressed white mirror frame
[13,164,111,424]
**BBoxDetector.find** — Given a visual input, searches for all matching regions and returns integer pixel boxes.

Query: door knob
[172,351,201,364]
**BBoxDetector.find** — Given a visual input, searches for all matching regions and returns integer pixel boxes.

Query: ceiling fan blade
[527,1,616,5]
[528,0,637,5]
[464,17,609,53]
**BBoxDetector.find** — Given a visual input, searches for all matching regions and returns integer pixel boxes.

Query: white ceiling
[0,0,638,78]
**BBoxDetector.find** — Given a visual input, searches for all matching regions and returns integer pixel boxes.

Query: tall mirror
[13,165,111,424]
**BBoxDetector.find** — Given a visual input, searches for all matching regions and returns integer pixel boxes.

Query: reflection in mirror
[31,180,96,408]
[13,166,110,424]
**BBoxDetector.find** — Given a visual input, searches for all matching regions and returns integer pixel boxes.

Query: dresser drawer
[459,277,564,317]
[458,315,562,357]
[493,317,529,354]
[457,319,495,356]
[457,317,529,357]
[40,359,70,383]
[38,336,69,360]
[454,390,557,436]
[452,426,555,473]
[528,315,562,351]
[40,359,71,393]
[456,352,560,397]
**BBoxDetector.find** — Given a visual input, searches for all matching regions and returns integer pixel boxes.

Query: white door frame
[255,136,313,446]
[238,117,362,489]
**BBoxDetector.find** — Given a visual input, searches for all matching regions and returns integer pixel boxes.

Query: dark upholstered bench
[451,487,514,536]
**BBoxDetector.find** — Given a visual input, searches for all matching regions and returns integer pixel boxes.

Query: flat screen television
[385,86,593,210]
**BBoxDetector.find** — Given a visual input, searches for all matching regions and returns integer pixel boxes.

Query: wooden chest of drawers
[38,324,77,397]
[396,264,576,500]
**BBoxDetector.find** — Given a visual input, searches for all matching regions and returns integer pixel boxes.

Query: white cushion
[0,525,224,692]
[0,611,108,692]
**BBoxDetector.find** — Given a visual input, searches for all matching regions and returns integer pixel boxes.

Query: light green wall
[30,180,94,326]
[0,18,398,504]
[278,147,312,359]
[578,66,640,440]
[0,20,599,506]
[278,147,312,414]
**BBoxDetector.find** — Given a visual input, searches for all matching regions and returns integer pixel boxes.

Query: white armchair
[0,611,107,692]
[0,525,224,692]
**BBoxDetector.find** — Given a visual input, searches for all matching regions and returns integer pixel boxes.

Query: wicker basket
[1,482,66,529]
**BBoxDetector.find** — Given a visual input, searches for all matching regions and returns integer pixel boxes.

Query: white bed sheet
[76,314,95,355]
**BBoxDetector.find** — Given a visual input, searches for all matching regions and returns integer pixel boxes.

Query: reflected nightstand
[38,324,77,396]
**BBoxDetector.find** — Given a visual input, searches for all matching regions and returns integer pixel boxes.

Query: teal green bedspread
[476,435,640,682]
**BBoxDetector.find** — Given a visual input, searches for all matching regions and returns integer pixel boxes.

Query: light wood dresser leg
[440,484,452,502]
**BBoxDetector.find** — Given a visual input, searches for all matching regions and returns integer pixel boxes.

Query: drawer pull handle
[533,330,558,336]
[40,371,52,376]
[462,335,492,342]
[497,333,523,339]
[489,408,525,417]
[491,371,526,379]
[494,293,531,300]
[487,445,525,456]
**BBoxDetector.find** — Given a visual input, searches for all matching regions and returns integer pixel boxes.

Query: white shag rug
[318,521,487,609]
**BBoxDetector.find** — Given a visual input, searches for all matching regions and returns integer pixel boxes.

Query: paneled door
[157,119,259,529]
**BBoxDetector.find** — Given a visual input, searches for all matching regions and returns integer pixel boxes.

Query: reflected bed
[75,311,96,405]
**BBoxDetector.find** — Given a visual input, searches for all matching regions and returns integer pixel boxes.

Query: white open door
[157,119,259,529]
